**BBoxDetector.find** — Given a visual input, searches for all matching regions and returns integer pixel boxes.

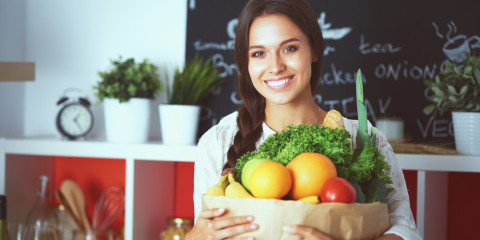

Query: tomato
[320,177,357,203]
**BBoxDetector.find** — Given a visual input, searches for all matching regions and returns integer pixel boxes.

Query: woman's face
[248,14,314,106]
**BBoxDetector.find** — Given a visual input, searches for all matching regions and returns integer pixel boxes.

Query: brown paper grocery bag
[202,195,390,240]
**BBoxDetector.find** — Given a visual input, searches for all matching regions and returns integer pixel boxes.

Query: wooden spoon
[60,180,97,240]
[55,189,85,232]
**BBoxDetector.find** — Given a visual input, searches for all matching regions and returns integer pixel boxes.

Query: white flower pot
[104,98,151,143]
[452,112,480,155]
[159,104,201,145]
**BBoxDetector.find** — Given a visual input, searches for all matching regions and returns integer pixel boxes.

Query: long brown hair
[225,0,324,169]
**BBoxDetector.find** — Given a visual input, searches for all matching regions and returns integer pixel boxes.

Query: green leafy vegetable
[349,180,366,203]
[366,176,387,203]
[234,123,392,202]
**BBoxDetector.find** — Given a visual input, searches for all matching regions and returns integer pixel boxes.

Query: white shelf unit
[1,137,480,240]
[0,136,197,240]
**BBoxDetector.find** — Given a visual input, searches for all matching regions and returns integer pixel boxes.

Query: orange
[286,152,337,200]
[249,161,292,199]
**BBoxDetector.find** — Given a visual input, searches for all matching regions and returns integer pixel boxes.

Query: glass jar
[159,218,193,240]
[56,204,78,240]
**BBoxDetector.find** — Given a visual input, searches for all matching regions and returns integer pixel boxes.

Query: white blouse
[194,111,422,240]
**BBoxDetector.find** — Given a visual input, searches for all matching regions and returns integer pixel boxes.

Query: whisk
[92,188,125,234]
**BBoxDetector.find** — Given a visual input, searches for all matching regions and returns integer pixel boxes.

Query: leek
[355,69,376,149]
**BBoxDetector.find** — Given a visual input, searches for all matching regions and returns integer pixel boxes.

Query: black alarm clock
[56,89,94,140]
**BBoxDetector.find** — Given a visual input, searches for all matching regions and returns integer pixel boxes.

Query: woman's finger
[207,215,255,230]
[213,221,258,239]
[198,207,227,219]
[283,225,332,240]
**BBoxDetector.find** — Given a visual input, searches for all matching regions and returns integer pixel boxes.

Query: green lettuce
[234,123,393,201]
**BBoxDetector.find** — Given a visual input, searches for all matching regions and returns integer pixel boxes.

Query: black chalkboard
[186,0,480,142]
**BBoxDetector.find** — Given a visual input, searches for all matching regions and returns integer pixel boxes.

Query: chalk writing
[315,95,391,123]
[194,40,235,51]
[320,63,367,85]
[227,18,237,39]
[324,46,335,56]
[378,97,392,115]
[212,53,237,78]
[318,12,352,40]
[359,34,402,54]
[374,61,437,81]
[230,91,243,105]
[416,115,454,138]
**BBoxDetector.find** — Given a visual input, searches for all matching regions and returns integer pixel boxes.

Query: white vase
[104,98,151,143]
[452,112,480,155]
[159,104,201,145]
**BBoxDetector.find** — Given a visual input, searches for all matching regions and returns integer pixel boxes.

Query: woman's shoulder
[198,111,238,146]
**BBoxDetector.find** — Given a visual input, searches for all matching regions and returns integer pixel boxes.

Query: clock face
[56,103,94,139]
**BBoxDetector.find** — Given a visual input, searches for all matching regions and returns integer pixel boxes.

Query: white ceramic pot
[452,112,480,155]
[159,104,201,145]
[376,117,404,141]
[104,98,151,143]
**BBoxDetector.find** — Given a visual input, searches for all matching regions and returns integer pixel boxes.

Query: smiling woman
[189,0,421,240]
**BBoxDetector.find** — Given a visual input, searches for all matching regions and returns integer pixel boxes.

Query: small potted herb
[159,55,223,145]
[423,52,480,155]
[94,57,163,143]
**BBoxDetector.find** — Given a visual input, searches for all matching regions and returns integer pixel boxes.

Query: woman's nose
[269,54,286,74]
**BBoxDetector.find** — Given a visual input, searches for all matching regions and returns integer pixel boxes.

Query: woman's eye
[251,51,265,57]
[283,46,298,53]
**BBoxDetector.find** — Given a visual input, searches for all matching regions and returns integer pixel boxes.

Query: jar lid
[167,217,194,224]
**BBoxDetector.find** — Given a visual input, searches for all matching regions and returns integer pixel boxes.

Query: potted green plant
[423,52,480,155]
[159,55,223,145]
[94,56,163,143]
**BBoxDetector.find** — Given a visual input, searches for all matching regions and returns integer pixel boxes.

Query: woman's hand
[283,225,332,240]
[186,208,258,240]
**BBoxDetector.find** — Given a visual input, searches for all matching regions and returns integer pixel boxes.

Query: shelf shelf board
[4,136,197,162]
[4,136,480,171]
[397,153,480,172]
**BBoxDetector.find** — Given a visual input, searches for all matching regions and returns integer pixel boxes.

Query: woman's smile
[264,75,295,90]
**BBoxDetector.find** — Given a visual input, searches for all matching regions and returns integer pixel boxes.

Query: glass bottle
[0,195,11,240]
[159,218,193,240]
[56,205,77,240]
[22,176,59,240]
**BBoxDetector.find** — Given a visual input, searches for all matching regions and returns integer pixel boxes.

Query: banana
[225,173,254,198]
[206,174,229,196]
[298,195,321,204]
[323,110,345,130]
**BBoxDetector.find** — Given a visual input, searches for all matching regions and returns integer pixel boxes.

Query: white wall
[0,0,27,137]
[1,0,188,139]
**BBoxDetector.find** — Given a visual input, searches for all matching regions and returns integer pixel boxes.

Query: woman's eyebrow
[248,37,301,51]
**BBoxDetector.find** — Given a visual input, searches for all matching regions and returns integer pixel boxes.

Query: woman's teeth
[267,77,291,87]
